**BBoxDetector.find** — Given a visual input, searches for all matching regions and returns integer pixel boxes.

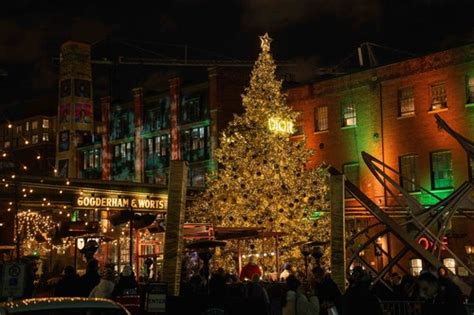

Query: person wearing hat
[89,267,116,299]
[240,256,262,281]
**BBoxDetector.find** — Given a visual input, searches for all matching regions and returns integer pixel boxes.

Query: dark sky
[1,0,474,117]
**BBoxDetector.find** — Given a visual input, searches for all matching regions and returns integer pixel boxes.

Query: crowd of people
[180,258,472,315]
[10,254,474,315]
[53,259,138,299]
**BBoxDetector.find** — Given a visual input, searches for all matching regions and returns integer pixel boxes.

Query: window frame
[398,87,415,117]
[430,82,447,111]
[342,104,357,127]
[430,150,453,190]
[314,106,328,132]
[399,154,419,192]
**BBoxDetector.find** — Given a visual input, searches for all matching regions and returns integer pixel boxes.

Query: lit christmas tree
[189,34,330,271]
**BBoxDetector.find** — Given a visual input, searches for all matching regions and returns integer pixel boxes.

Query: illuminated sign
[76,195,168,210]
[268,117,294,134]
[418,236,448,251]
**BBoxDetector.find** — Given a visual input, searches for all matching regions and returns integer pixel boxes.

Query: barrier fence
[381,301,474,315]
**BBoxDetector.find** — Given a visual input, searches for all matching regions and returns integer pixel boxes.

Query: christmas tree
[189,34,330,270]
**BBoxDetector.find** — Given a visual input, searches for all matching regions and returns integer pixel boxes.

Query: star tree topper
[260,33,272,52]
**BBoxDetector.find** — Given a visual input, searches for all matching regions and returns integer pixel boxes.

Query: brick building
[287,43,474,276]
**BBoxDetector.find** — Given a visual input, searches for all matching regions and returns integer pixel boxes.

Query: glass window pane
[315,106,328,131]
[431,151,453,189]
[431,83,447,110]
[342,104,356,127]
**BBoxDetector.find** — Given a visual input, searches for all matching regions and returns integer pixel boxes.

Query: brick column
[133,87,144,183]
[162,161,188,296]
[169,78,181,161]
[101,96,111,180]
[330,174,346,293]
[207,67,219,172]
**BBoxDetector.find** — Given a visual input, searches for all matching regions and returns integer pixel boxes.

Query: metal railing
[380,301,474,315]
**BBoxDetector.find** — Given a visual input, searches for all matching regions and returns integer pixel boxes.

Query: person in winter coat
[89,267,116,299]
[240,256,262,281]
[418,271,466,315]
[341,267,383,315]
[113,264,138,296]
[282,275,320,315]
[313,267,341,315]
[54,265,79,297]
[78,259,101,297]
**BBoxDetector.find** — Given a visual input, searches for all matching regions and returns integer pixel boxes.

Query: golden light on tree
[189,33,330,270]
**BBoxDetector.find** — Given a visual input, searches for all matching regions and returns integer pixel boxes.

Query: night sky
[1,0,474,117]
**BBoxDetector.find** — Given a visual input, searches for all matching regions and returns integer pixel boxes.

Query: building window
[443,258,456,274]
[145,98,170,131]
[4,141,10,149]
[180,94,207,124]
[42,119,49,129]
[342,104,357,127]
[399,154,419,192]
[32,135,39,144]
[343,163,360,188]
[430,83,447,111]
[32,121,38,130]
[181,126,210,162]
[314,106,328,132]
[431,150,453,190]
[25,121,30,131]
[399,87,415,116]
[410,258,423,276]
[114,145,120,158]
[189,166,206,187]
[42,133,49,142]
[16,125,22,134]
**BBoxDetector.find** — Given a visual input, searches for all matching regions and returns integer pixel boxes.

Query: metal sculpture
[344,114,474,293]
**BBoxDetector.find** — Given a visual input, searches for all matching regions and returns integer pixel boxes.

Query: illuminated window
[42,119,49,129]
[315,106,328,132]
[443,258,456,274]
[4,141,10,148]
[25,121,30,131]
[343,163,360,188]
[410,258,423,276]
[430,83,447,111]
[399,87,415,116]
[189,166,206,187]
[431,150,453,190]
[399,154,418,192]
[114,145,120,158]
[32,121,38,130]
[32,134,38,144]
[342,104,357,127]
[42,133,49,142]
[293,111,304,135]
[181,126,209,162]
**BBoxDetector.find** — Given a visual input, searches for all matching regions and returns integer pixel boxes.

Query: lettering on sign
[76,196,168,210]
[418,236,448,251]
[268,117,294,134]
